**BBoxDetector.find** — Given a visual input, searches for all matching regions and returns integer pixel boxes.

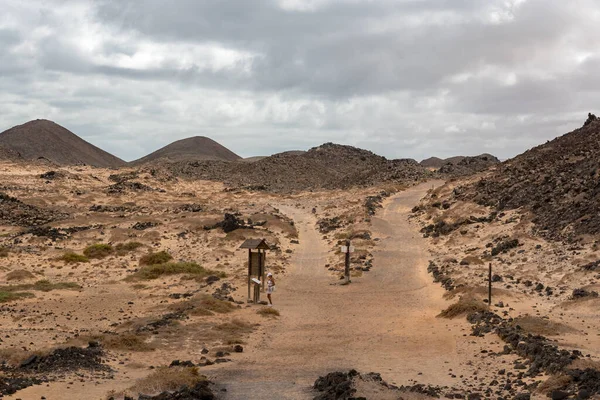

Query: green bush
[139,251,173,266]
[131,262,225,280]
[83,244,114,259]
[0,291,34,303]
[0,280,81,293]
[60,252,89,264]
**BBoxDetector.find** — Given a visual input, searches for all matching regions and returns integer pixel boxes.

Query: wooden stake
[345,240,351,284]
[488,263,492,306]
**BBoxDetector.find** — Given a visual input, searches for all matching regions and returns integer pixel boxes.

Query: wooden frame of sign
[239,239,270,302]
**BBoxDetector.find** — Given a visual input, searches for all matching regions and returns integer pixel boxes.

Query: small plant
[116,242,144,255]
[59,252,89,264]
[438,296,487,319]
[131,262,225,280]
[83,243,114,259]
[257,307,280,318]
[124,366,205,397]
[169,294,236,316]
[5,270,35,281]
[139,251,173,266]
[0,246,9,257]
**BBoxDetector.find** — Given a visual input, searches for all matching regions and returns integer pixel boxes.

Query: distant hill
[131,136,241,165]
[147,142,431,192]
[452,114,600,241]
[420,154,499,176]
[243,150,306,163]
[0,120,125,168]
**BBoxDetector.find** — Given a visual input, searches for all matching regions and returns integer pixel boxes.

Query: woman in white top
[266,272,275,306]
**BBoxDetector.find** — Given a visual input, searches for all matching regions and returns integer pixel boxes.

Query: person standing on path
[266,272,275,306]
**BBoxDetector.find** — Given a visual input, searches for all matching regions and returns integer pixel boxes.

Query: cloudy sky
[1,0,599,161]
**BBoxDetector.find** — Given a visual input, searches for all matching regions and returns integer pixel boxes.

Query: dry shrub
[461,255,484,265]
[125,366,205,397]
[0,247,8,257]
[116,241,143,252]
[0,280,80,293]
[0,291,34,303]
[214,319,255,344]
[83,243,114,259]
[438,296,487,318]
[257,307,280,318]
[131,262,225,280]
[59,252,89,263]
[511,315,577,336]
[568,358,600,371]
[6,269,35,281]
[0,348,49,366]
[139,251,173,266]
[72,333,155,352]
[536,374,573,395]
[169,294,236,316]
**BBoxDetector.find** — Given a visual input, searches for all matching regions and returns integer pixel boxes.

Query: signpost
[340,240,354,284]
[488,263,492,306]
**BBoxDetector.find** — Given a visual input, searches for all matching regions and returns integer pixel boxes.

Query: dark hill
[0,120,125,167]
[149,143,431,192]
[131,136,241,165]
[420,154,499,175]
[452,114,600,241]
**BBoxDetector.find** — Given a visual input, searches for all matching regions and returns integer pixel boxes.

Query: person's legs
[267,293,272,305]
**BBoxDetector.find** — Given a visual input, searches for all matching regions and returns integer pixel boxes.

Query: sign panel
[340,246,355,253]
[250,252,262,276]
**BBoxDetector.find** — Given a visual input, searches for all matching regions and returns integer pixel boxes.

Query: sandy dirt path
[209,182,463,399]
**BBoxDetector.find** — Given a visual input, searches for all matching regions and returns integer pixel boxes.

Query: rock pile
[0,192,68,227]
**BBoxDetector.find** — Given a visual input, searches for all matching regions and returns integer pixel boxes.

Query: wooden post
[260,249,266,293]
[345,239,351,284]
[488,263,492,306]
[247,249,252,301]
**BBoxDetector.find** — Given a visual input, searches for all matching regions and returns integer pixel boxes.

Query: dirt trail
[210,182,464,399]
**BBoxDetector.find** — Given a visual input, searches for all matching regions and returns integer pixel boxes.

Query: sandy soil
[204,182,502,399]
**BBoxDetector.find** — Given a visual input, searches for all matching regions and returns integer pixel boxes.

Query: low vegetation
[214,318,255,344]
[0,280,81,294]
[5,269,35,281]
[438,296,487,319]
[59,252,89,264]
[257,307,280,318]
[0,246,8,257]
[124,366,206,397]
[130,262,225,280]
[71,333,155,352]
[169,294,237,316]
[511,315,576,336]
[0,291,34,303]
[83,243,114,259]
[139,250,173,266]
[115,241,144,255]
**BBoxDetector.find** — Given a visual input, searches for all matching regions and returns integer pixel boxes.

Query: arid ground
[1,158,599,399]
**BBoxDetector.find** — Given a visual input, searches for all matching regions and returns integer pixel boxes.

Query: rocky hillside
[149,143,431,192]
[452,114,600,241]
[0,120,125,168]
[131,136,241,165]
[0,145,21,161]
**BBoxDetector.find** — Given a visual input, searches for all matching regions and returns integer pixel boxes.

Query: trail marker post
[488,263,492,306]
[341,240,354,284]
